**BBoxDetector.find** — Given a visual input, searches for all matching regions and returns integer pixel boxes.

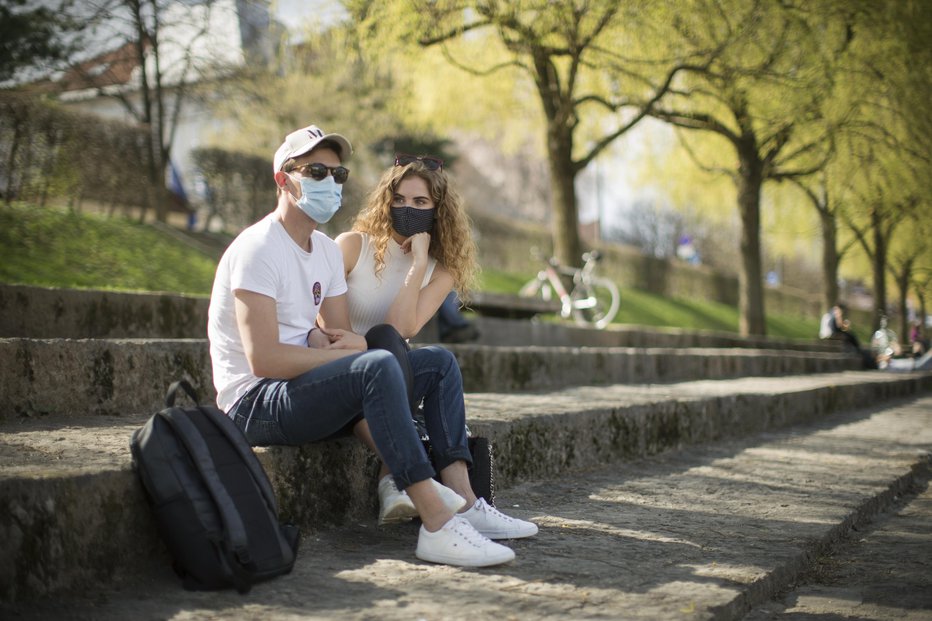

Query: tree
[0,0,82,83]
[888,220,931,340]
[842,143,922,331]
[788,171,858,312]
[208,22,410,232]
[348,0,700,270]
[65,0,239,222]
[646,0,851,335]
[831,0,932,331]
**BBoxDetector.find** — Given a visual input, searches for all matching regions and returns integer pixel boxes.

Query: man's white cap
[273,124,352,173]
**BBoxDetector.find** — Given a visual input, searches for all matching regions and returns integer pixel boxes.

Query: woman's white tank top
[346,233,436,334]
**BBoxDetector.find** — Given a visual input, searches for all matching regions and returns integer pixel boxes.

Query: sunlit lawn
[478,266,823,341]
[0,203,217,295]
[3,203,827,341]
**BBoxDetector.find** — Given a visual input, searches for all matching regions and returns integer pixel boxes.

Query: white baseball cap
[273,124,352,173]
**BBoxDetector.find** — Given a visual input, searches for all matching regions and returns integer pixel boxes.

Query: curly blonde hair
[353,161,478,298]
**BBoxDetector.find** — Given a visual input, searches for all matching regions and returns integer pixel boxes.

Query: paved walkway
[744,464,932,620]
[2,396,930,620]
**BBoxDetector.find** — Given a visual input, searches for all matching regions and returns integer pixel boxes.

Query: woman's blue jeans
[228,345,472,489]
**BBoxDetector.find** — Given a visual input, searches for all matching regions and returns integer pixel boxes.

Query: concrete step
[1,370,929,603]
[1,337,861,421]
[470,315,843,352]
[2,392,930,620]
[2,283,840,353]
[0,284,210,339]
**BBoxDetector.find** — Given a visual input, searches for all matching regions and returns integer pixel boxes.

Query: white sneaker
[416,516,515,567]
[429,478,468,513]
[461,498,539,539]
[378,476,418,525]
[378,477,467,524]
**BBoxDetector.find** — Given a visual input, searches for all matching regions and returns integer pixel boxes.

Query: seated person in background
[820,302,862,350]
[438,290,480,343]
[909,319,927,357]
[208,125,523,567]
[336,153,536,539]
[820,302,876,369]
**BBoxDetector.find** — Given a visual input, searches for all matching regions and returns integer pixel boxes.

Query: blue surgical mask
[292,175,342,223]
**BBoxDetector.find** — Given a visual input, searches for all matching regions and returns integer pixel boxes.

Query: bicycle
[518,249,620,329]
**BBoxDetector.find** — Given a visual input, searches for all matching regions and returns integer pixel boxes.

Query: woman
[336,154,536,540]
[338,153,477,339]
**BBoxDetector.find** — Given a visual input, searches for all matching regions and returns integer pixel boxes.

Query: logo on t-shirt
[313,281,322,305]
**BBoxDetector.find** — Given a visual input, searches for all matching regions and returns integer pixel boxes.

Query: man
[207,124,533,567]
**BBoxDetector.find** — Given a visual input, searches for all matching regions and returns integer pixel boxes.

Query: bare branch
[650,107,739,143]
[676,128,736,179]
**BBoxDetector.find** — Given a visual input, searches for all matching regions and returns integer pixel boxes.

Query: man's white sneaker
[377,475,418,525]
[461,498,539,539]
[416,516,515,567]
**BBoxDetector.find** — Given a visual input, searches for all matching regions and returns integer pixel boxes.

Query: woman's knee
[365,323,407,351]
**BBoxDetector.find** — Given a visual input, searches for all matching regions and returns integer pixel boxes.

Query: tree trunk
[547,123,582,269]
[894,261,911,340]
[918,292,927,333]
[735,146,766,336]
[819,207,840,311]
[870,208,887,331]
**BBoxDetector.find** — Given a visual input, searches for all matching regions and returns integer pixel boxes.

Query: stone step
[0,337,861,422]
[2,283,840,353]
[0,284,210,339]
[1,370,929,603]
[470,315,843,352]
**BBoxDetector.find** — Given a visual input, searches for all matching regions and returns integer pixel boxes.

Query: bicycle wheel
[570,276,620,329]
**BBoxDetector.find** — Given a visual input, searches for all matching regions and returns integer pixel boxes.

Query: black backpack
[130,380,299,593]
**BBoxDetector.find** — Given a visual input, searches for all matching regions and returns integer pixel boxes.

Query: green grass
[2,204,828,340]
[478,266,824,341]
[0,203,217,295]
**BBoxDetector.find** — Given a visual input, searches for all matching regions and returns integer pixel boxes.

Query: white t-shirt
[345,233,436,334]
[207,214,348,412]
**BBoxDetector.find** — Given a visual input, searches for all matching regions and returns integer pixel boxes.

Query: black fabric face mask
[391,206,435,237]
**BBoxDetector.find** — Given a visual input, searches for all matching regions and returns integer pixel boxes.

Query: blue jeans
[228,346,472,489]
[438,291,470,330]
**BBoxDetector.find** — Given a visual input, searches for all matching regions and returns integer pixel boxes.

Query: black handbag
[414,415,495,506]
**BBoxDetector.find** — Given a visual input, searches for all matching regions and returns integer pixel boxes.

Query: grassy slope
[0,203,217,295]
[2,203,828,340]
[479,267,825,341]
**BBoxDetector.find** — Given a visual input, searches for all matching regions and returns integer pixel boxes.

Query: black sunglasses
[291,162,350,184]
[394,153,444,171]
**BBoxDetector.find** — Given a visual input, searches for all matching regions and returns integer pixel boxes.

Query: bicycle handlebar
[530,247,602,267]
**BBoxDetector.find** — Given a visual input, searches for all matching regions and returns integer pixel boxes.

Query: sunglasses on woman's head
[394,153,444,171]
[290,162,350,184]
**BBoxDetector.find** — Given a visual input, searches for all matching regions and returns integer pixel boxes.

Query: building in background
[30,0,273,213]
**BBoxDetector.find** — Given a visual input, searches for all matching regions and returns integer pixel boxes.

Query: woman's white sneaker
[416,516,515,567]
[461,498,539,539]
[429,478,468,513]
[377,476,418,525]
[378,477,467,525]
